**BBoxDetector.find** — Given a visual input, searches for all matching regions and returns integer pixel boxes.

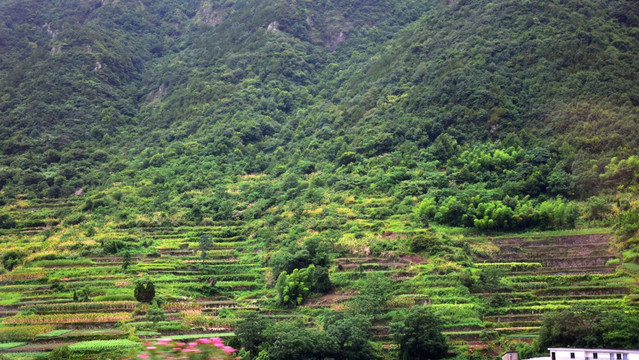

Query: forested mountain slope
[1,0,638,202]
[1,0,639,358]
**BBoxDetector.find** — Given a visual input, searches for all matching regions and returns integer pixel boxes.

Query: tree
[391,306,448,360]
[73,287,90,302]
[266,321,340,360]
[414,197,437,226]
[409,232,440,253]
[275,268,311,307]
[199,234,213,261]
[310,265,332,293]
[539,306,639,349]
[236,313,270,356]
[324,312,376,360]
[0,213,16,229]
[539,306,604,349]
[474,267,506,292]
[602,310,639,348]
[350,272,393,318]
[121,251,132,272]
[134,278,156,303]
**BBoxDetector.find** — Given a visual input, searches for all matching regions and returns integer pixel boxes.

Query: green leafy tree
[275,268,311,307]
[414,197,437,226]
[199,234,213,261]
[391,306,448,360]
[236,313,271,356]
[350,272,393,319]
[539,306,605,349]
[266,321,340,360]
[474,267,506,292]
[602,310,639,348]
[73,286,90,302]
[134,278,156,303]
[0,213,16,229]
[324,312,376,360]
[409,232,440,253]
[584,196,612,221]
[121,251,132,272]
[310,265,332,293]
[539,306,639,349]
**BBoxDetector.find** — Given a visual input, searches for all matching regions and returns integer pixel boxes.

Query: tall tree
[391,306,448,360]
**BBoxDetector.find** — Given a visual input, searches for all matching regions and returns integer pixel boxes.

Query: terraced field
[0,200,254,356]
[473,233,635,347]
[0,194,635,358]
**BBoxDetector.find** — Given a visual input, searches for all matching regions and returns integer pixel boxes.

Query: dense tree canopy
[391,306,449,360]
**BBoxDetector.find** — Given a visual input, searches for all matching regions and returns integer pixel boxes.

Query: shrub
[146,304,166,324]
[0,213,16,229]
[584,196,612,221]
[63,214,85,226]
[409,233,440,253]
[48,345,72,359]
[2,251,24,271]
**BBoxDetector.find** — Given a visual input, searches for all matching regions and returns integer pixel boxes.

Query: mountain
[1,0,639,358]
[1,0,638,202]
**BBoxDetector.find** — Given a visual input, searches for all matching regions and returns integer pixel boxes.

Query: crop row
[0,342,26,350]
[68,339,139,352]
[0,325,55,341]
[2,312,132,324]
[20,301,138,314]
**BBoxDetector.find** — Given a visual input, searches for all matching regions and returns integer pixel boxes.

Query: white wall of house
[549,348,639,360]
[551,349,585,360]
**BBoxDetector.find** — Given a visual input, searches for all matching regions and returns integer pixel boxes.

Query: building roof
[549,348,639,354]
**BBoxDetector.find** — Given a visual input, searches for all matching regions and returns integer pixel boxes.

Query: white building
[549,348,639,360]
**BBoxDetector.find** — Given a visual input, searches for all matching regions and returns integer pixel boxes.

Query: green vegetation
[0,343,25,351]
[392,307,448,360]
[0,0,638,358]
[67,339,139,352]
[539,307,639,350]
[134,278,156,303]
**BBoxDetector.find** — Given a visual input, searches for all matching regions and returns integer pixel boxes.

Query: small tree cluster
[275,264,331,307]
[391,306,448,360]
[417,195,579,231]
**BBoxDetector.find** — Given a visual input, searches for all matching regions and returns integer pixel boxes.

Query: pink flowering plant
[128,337,237,360]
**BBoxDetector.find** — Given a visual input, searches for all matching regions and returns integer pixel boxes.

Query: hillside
[1,0,639,359]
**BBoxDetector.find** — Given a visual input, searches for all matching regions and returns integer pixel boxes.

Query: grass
[161,333,235,340]
[2,352,45,359]
[68,339,140,352]
[0,342,27,350]
[34,329,72,339]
